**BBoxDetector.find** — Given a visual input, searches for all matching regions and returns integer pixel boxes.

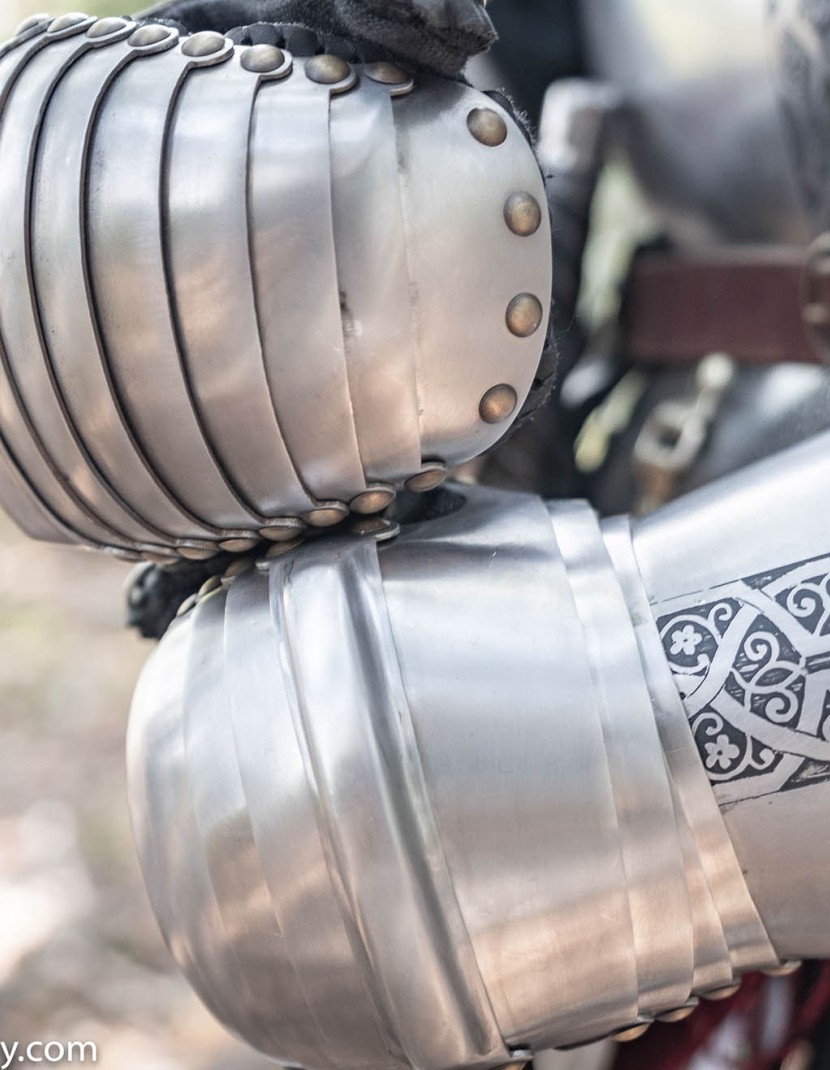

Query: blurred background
[0,9,274,1066]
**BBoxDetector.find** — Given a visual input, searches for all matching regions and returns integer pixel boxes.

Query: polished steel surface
[0,19,166,553]
[580,0,810,244]
[395,78,551,463]
[0,16,87,544]
[164,50,299,515]
[247,57,367,506]
[382,490,643,1050]
[0,17,551,558]
[29,30,213,547]
[87,44,255,535]
[630,429,830,961]
[604,520,774,987]
[126,430,830,1066]
[328,74,422,483]
[550,501,693,1016]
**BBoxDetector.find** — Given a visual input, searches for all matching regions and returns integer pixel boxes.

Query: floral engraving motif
[670,624,703,658]
[704,734,741,771]
[655,555,830,803]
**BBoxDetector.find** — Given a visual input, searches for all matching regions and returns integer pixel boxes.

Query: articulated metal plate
[130,439,830,1067]
[0,13,551,560]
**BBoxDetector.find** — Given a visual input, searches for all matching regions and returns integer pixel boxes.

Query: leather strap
[622,246,830,367]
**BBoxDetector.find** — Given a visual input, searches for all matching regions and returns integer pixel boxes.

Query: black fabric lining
[136,0,495,76]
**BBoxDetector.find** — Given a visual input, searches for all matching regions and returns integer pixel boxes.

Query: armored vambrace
[129,432,829,1069]
[0,7,827,1070]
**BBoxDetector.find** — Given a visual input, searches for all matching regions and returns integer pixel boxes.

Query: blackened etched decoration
[656,555,830,803]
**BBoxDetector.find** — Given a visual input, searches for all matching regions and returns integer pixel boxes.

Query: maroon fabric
[612,966,830,1070]
[613,974,765,1070]
[622,248,830,367]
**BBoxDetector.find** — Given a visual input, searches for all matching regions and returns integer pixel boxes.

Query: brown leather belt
[623,244,830,366]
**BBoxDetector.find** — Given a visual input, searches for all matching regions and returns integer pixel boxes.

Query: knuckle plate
[0,16,551,559]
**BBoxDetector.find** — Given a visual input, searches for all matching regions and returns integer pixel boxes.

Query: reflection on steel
[130,432,830,1069]
[0,15,551,561]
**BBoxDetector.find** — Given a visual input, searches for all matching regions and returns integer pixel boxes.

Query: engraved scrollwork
[659,600,738,695]
[691,710,778,783]
[655,555,830,801]
[783,574,830,635]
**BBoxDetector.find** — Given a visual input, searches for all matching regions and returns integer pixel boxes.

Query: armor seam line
[25,39,178,546]
[0,34,136,547]
[159,57,269,526]
[222,572,344,1067]
[244,74,320,510]
[621,520,779,973]
[321,81,371,494]
[78,44,224,541]
[365,539,511,1063]
[271,552,405,1062]
[178,592,291,1051]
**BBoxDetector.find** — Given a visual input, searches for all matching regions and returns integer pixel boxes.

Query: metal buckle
[633,353,735,513]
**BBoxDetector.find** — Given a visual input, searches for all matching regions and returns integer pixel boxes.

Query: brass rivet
[257,539,303,571]
[47,13,90,34]
[479,384,518,424]
[241,44,286,73]
[405,463,448,493]
[613,1023,651,1043]
[178,546,219,561]
[260,518,305,542]
[467,107,507,147]
[701,982,741,1001]
[219,537,261,554]
[197,575,222,599]
[351,517,400,541]
[365,61,408,85]
[87,16,128,38]
[112,548,143,563]
[350,486,395,516]
[304,502,349,528]
[222,557,254,583]
[176,594,198,617]
[15,13,49,35]
[657,1001,698,1023]
[182,31,226,57]
[506,293,544,337]
[764,961,802,978]
[145,550,179,564]
[504,191,542,236]
[128,24,173,48]
[305,54,351,85]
